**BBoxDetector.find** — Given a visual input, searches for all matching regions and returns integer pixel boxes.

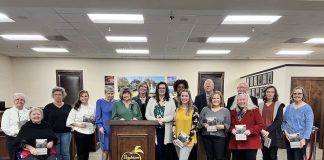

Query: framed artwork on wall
[253,76,258,86]
[251,88,256,97]
[249,77,254,87]
[257,75,262,86]
[256,87,260,98]
[262,73,268,85]
[198,72,225,95]
[246,77,250,86]
[268,71,273,84]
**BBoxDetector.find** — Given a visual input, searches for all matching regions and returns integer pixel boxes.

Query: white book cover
[206,117,217,132]
[287,133,301,148]
[35,139,47,155]
[235,125,247,140]
[175,132,189,148]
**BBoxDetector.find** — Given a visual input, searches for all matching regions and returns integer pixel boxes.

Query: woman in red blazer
[229,93,263,160]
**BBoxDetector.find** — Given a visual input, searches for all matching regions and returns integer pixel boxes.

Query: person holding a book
[17,107,57,160]
[282,86,314,160]
[199,91,230,160]
[112,87,142,120]
[1,93,30,160]
[229,93,263,160]
[258,85,285,160]
[172,89,199,160]
[146,81,176,160]
[66,90,96,160]
[132,81,151,120]
[43,87,72,160]
[95,86,117,160]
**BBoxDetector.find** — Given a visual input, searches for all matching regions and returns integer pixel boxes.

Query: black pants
[261,146,278,160]
[6,135,19,160]
[202,135,226,160]
[284,138,308,160]
[232,149,257,160]
[24,154,56,160]
[156,127,166,160]
[188,144,197,160]
[165,143,178,160]
[74,131,93,160]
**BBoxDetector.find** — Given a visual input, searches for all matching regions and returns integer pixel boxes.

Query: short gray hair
[52,86,67,98]
[29,107,44,119]
[13,93,26,101]
[105,86,114,94]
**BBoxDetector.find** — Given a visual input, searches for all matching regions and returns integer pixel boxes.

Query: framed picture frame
[249,77,254,87]
[260,87,264,98]
[256,87,260,98]
[257,75,262,86]
[262,73,267,85]
[268,71,273,84]
[198,72,224,95]
[253,76,258,86]
[251,88,256,97]
[246,77,250,86]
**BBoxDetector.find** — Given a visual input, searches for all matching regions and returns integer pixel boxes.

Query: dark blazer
[194,93,207,113]
[226,95,258,109]
[132,95,150,120]
[259,101,285,147]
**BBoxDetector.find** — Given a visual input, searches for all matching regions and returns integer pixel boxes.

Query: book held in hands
[35,139,47,155]
[83,115,95,124]
[206,117,217,132]
[263,137,272,148]
[287,133,301,148]
[235,125,247,140]
[175,132,189,148]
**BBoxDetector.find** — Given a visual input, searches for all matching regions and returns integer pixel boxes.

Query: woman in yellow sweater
[172,89,199,160]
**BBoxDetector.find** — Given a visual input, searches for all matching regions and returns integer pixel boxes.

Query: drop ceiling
[1,0,324,60]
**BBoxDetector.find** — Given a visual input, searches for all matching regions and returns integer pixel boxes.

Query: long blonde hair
[178,89,194,116]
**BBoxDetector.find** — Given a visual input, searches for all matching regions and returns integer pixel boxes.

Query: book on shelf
[174,132,189,148]
[235,124,247,140]
[263,137,272,148]
[206,117,217,132]
[287,133,301,148]
[35,139,47,155]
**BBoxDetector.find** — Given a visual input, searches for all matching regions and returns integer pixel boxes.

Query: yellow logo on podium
[121,146,144,160]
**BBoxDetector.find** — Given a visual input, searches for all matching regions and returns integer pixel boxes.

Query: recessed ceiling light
[0,35,48,40]
[304,38,324,44]
[0,13,15,22]
[222,15,281,24]
[116,49,149,54]
[106,36,147,42]
[196,50,231,55]
[87,14,144,24]
[206,37,250,43]
[32,47,69,53]
[276,50,313,55]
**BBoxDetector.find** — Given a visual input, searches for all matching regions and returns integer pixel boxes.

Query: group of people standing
[1,78,314,160]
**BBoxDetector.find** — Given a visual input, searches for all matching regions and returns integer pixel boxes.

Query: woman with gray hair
[1,93,29,160]
[16,107,57,160]
[43,86,72,160]
[95,86,117,160]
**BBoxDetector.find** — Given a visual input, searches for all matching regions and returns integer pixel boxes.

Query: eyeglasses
[293,93,303,95]
[158,88,166,90]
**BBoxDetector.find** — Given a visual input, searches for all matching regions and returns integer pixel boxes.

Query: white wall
[0,54,13,106]
[10,57,324,108]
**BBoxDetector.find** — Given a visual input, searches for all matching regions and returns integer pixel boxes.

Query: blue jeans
[55,132,71,160]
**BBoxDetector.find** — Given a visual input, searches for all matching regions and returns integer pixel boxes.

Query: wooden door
[291,77,324,149]
[56,70,83,106]
[198,72,224,95]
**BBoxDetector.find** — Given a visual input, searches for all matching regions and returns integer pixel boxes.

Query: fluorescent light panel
[196,50,231,55]
[87,14,144,24]
[206,37,249,43]
[106,36,147,42]
[116,49,149,54]
[32,47,69,53]
[0,13,15,22]
[222,15,281,24]
[276,50,313,55]
[0,35,48,40]
[304,38,324,44]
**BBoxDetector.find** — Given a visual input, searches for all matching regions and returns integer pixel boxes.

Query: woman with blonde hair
[173,89,199,160]
[282,86,314,160]
[132,81,151,120]
[199,91,230,160]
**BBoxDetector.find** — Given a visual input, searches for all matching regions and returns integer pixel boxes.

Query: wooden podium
[106,120,158,160]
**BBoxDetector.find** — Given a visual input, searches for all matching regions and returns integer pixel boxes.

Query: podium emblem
[121,146,144,160]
